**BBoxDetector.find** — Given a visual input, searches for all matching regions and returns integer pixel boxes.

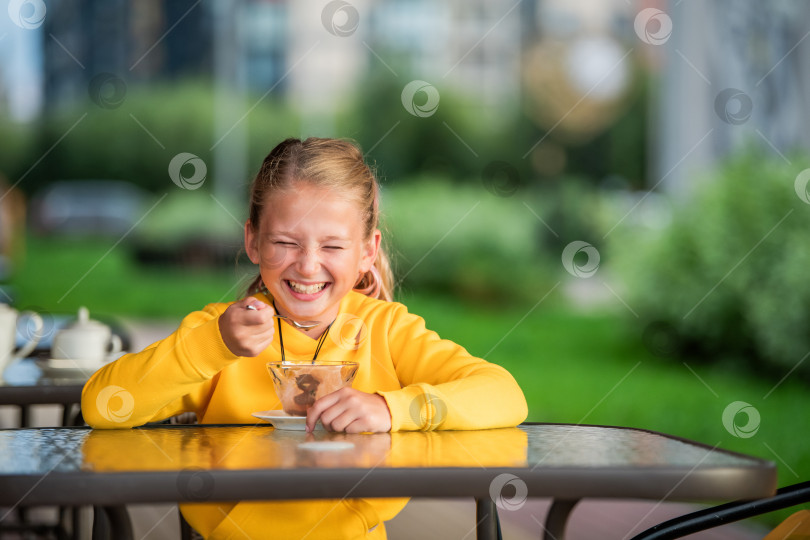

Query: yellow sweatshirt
[82,290,528,539]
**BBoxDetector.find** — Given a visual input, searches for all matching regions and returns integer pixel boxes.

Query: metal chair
[629,481,810,540]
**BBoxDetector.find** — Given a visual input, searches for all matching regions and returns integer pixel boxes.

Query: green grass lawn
[10,236,809,526]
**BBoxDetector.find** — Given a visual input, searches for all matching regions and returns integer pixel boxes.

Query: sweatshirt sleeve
[81,303,240,428]
[377,303,528,431]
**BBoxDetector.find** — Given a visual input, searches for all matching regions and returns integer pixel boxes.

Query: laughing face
[245,182,380,335]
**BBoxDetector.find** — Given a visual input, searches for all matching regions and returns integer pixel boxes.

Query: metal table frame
[0,423,778,540]
[0,357,85,427]
[0,383,84,427]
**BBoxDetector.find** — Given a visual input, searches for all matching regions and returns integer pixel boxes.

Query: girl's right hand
[218,298,276,357]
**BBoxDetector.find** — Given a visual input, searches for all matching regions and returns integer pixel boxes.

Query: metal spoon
[245,304,320,330]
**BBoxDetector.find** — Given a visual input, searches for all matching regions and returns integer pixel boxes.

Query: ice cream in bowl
[267,361,359,416]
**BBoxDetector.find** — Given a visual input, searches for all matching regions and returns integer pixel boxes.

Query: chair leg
[545,499,580,540]
[92,506,133,540]
[179,508,204,540]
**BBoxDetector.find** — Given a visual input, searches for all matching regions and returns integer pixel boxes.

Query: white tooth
[289,281,325,294]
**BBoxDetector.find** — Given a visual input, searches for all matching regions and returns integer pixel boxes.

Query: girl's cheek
[262,245,291,269]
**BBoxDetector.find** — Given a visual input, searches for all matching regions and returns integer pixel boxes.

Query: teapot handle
[15,311,44,359]
[108,334,123,356]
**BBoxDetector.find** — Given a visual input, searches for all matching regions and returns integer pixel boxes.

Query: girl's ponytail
[354,247,394,302]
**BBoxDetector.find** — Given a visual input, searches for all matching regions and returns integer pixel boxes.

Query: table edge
[0,463,778,507]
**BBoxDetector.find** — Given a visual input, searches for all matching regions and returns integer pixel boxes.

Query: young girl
[82,137,528,539]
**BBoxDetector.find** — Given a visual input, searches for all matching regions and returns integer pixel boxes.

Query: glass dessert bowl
[267,361,359,416]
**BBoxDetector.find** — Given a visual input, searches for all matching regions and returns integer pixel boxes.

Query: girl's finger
[244,298,271,311]
[305,392,343,432]
[325,409,359,433]
[240,301,276,327]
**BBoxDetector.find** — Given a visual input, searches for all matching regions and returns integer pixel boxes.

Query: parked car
[30,180,148,237]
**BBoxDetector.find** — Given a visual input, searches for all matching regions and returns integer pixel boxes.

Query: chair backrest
[763,510,810,540]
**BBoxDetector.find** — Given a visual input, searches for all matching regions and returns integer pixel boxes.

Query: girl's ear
[361,229,382,272]
[245,221,260,264]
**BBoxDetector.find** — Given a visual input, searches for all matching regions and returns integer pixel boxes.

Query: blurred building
[264,0,531,129]
[0,7,44,122]
[36,0,532,118]
[656,0,810,196]
[9,0,809,195]
[365,0,531,123]
[42,0,212,110]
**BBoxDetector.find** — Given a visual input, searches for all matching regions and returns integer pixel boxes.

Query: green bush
[338,71,537,185]
[382,178,557,301]
[609,152,810,377]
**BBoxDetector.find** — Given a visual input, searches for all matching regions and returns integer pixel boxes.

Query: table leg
[69,506,77,540]
[475,498,501,540]
[19,404,30,427]
[544,499,580,540]
[61,404,73,427]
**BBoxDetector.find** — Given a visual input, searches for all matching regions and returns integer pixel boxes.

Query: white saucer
[34,358,107,378]
[298,441,354,451]
[252,410,324,431]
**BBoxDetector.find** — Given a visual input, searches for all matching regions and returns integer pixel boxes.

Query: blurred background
[1,0,809,526]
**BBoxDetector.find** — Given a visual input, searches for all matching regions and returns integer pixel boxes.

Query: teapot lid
[63,306,109,331]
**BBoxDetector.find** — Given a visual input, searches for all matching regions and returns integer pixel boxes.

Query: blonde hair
[245,137,394,301]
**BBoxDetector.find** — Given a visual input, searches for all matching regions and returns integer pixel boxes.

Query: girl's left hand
[305,388,392,433]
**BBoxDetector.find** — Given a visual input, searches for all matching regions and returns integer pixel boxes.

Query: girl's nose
[295,248,321,276]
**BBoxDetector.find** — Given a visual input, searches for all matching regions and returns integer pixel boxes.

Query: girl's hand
[305,388,392,433]
[218,298,276,357]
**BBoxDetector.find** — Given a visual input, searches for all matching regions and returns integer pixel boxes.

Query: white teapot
[0,303,43,379]
[51,307,122,364]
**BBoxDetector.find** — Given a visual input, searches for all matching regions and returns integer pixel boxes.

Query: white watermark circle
[714,88,753,125]
[401,80,440,118]
[177,468,215,501]
[409,393,447,429]
[329,313,368,351]
[321,0,359,37]
[8,0,46,29]
[561,241,600,278]
[168,152,207,190]
[794,168,810,204]
[261,243,292,270]
[482,161,521,197]
[96,385,135,423]
[722,401,760,438]
[88,73,127,109]
[489,473,528,511]
[634,8,672,45]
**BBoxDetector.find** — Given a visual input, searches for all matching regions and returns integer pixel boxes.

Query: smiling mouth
[286,280,328,295]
